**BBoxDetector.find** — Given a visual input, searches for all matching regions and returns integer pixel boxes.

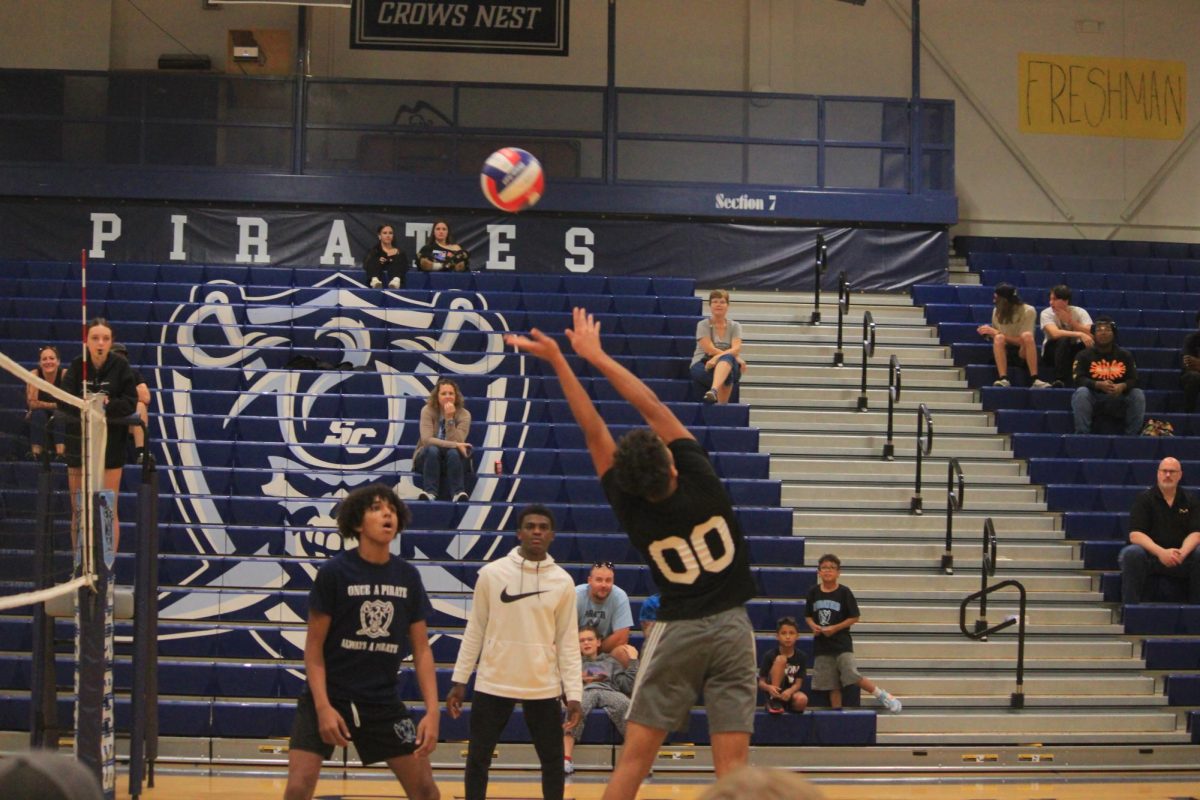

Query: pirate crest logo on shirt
[357,599,395,639]
[815,608,834,626]
[150,274,530,660]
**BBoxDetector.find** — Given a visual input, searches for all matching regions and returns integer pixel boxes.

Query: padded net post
[74,489,116,800]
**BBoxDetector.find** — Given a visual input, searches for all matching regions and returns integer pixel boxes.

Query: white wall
[1,0,1196,243]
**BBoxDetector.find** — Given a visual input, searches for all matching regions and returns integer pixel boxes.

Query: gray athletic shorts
[811,652,863,691]
[627,605,757,734]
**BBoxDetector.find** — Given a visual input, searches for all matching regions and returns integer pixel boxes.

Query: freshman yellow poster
[1019,53,1185,139]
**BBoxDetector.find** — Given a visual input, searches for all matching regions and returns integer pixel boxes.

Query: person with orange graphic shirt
[1071,316,1145,435]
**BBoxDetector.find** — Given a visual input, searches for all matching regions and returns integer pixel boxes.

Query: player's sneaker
[563,757,574,775]
[369,277,383,289]
[766,697,785,714]
[878,690,902,713]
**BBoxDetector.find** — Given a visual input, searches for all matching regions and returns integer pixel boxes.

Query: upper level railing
[0,69,956,222]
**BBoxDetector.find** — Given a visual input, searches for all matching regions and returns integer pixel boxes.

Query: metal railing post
[959,577,1026,709]
[973,516,998,637]
[910,403,933,513]
[811,234,828,324]
[833,271,850,366]
[943,458,964,574]
[857,311,876,412]
[883,355,901,460]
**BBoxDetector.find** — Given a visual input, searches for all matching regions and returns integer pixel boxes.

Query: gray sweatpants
[568,688,630,740]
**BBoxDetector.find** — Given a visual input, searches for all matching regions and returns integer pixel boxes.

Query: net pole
[79,248,94,581]
[29,459,59,748]
[75,490,116,800]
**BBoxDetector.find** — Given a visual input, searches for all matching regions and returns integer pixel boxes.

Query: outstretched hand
[504,328,564,362]
[564,307,605,362]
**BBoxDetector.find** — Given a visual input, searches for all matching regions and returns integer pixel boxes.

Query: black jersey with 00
[601,437,756,621]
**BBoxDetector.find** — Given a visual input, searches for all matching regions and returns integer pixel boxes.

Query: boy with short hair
[447,504,583,800]
[563,625,639,775]
[284,484,440,800]
[805,554,901,713]
[757,616,808,714]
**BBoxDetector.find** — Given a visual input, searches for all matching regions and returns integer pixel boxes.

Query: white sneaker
[992,377,1010,387]
[1031,378,1051,389]
[388,277,401,289]
[563,757,574,775]
[453,491,469,503]
[416,492,431,501]
[369,277,383,288]
[878,690,902,713]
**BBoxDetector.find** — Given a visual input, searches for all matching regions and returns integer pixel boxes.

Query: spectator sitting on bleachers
[413,377,471,502]
[111,343,153,465]
[1179,311,1200,413]
[638,592,660,635]
[1119,457,1200,605]
[562,626,639,775]
[1071,316,1146,436]
[757,616,808,714]
[576,561,634,653]
[362,223,408,289]
[1039,284,1093,388]
[976,283,1050,388]
[691,289,747,404]
[24,344,65,462]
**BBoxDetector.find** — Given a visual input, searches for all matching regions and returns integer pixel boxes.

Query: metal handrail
[883,355,902,460]
[856,310,876,412]
[833,271,850,366]
[942,457,964,574]
[909,403,934,513]
[811,233,828,324]
[972,517,999,636]
[959,577,1027,709]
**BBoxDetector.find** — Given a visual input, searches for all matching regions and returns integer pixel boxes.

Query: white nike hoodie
[452,547,583,702]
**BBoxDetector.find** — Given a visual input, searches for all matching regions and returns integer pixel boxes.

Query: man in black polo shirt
[1119,457,1200,604]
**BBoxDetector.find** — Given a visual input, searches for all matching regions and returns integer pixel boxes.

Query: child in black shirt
[757,616,808,713]
[805,553,901,713]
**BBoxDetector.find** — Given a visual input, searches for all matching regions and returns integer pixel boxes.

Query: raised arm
[505,325,617,476]
[564,308,693,445]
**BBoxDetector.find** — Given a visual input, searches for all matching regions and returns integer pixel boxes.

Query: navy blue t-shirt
[805,584,860,657]
[308,549,431,704]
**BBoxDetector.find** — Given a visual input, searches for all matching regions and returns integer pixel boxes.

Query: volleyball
[480,147,544,213]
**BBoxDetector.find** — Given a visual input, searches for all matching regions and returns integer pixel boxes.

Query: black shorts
[289,691,418,765]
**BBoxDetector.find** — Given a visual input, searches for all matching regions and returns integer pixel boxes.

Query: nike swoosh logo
[500,588,548,603]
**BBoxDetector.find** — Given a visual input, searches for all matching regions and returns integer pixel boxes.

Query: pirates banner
[0,200,947,292]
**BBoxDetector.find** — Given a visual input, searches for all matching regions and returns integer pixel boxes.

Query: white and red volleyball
[480,147,544,213]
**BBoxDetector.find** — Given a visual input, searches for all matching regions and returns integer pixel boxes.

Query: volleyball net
[0,347,118,798]
[0,348,110,608]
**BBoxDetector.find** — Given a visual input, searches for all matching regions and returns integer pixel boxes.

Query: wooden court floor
[117,770,1200,800]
